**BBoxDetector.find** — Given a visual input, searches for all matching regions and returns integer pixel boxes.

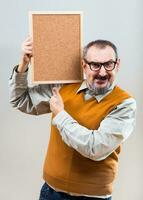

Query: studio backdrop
[0,0,143,200]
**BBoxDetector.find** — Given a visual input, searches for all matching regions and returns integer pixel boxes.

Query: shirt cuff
[10,65,28,84]
[52,110,73,129]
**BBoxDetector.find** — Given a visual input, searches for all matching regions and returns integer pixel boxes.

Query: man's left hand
[49,87,64,116]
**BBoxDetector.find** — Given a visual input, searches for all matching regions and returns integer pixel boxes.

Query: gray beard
[86,81,110,95]
[92,87,109,95]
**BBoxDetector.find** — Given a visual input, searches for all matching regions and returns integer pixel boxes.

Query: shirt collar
[76,80,115,102]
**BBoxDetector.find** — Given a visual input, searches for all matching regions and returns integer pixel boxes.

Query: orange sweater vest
[43,83,131,196]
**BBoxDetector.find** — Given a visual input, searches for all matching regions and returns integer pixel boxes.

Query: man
[9,37,136,200]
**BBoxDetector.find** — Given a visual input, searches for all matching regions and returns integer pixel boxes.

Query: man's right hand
[17,37,33,73]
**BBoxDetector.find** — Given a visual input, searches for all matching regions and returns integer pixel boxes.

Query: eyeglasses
[84,58,117,72]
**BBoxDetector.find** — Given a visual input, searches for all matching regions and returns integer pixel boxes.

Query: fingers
[24,36,33,43]
[50,95,57,104]
[21,36,33,56]
[51,87,63,103]
[52,87,60,96]
[50,87,64,115]
[23,36,33,46]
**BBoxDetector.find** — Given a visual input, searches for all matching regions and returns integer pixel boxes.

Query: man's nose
[98,65,107,76]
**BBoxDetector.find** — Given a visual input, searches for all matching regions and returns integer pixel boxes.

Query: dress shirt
[9,67,136,198]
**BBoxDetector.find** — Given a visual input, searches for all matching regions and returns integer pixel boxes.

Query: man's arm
[9,37,61,115]
[9,68,61,115]
[50,90,136,161]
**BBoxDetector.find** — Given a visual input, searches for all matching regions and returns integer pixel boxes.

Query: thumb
[52,87,60,96]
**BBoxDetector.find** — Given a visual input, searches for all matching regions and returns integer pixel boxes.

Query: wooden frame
[29,11,83,84]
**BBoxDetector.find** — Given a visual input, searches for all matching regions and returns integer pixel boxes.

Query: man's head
[82,40,120,94]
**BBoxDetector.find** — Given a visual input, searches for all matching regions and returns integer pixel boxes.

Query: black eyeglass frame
[84,58,117,72]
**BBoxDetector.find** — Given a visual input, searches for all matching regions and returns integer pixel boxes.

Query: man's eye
[105,62,113,67]
[92,63,100,68]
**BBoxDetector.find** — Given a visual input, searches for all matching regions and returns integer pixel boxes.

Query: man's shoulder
[113,85,133,99]
[103,85,135,108]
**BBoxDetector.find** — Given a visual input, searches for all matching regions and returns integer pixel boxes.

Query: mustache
[94,75,109,80]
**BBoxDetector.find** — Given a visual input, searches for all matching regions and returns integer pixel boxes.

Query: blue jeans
[39,182,112,200]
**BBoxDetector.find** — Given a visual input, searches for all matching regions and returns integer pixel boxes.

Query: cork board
[29,11,83,83]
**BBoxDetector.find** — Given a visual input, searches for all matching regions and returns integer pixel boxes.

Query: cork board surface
[30,12,83,83]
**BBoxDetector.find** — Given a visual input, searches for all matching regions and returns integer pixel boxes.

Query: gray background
[1,0,143,199]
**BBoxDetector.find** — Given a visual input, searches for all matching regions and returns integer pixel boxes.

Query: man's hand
[49,87,64,116]
[18,36,33,73]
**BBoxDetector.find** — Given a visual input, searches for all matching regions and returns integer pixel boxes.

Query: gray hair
[83,39,118,59]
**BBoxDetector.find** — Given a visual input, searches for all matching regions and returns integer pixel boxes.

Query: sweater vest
[43,83,131,196]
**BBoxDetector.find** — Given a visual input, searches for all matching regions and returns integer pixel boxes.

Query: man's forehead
[86,45,116,61]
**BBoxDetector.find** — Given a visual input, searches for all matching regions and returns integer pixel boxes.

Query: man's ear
[116,58,121,71]
[81,59,86,69]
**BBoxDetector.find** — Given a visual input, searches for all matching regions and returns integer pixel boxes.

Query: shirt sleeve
[9,66,61,115]
[52,97,136,161]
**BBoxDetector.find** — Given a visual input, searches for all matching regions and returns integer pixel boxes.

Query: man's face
[82,45,120,94]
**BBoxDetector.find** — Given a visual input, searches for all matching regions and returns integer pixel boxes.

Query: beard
[86,75,111,95]
[90,85,110,94]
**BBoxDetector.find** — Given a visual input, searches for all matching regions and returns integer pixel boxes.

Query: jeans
[39,182,112,200]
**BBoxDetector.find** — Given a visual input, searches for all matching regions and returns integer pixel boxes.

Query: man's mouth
[94,75,109,84]
[95,75,108,80]
[95,79,107,84]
